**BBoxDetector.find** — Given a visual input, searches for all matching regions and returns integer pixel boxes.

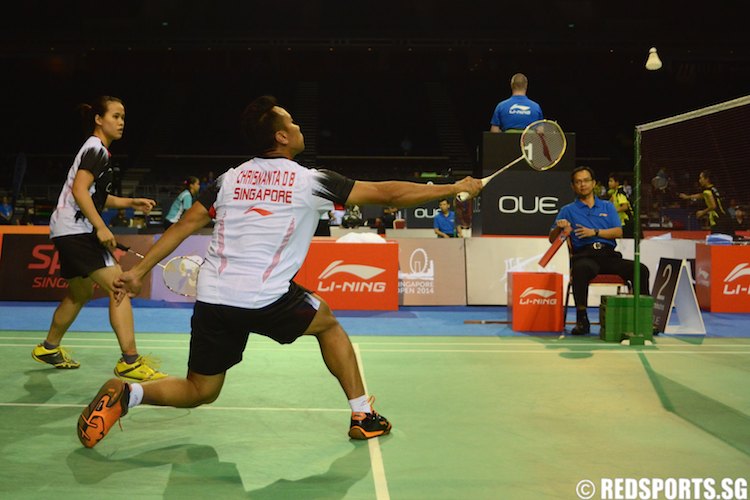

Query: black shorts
[52,232,116,280]
[188,282,321,375]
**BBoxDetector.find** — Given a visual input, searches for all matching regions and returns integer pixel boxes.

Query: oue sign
[498,196,559,215]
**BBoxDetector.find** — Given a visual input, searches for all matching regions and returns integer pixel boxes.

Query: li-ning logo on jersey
[722,262,750,296]
[509,104,531,116]
[519,286,558,305]
[244,206,273,216]
[318,260,387,293]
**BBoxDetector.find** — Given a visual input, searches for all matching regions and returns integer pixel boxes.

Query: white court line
[358,348,750,354]
[354,343,390,500]
[0,402,348,412]
[0,336,188,343]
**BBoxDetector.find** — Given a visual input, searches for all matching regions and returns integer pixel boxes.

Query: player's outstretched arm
[346,177,482,208]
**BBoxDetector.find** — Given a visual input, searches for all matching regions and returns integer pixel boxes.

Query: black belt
[574,242,616,254]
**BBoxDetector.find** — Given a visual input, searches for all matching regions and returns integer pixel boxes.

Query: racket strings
[162,256,202,297]
[522,122,566,171]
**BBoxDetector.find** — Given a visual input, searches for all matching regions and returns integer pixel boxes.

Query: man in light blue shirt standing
[490,73,544,132]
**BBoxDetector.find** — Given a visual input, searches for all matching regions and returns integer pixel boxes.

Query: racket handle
[116,243,130,251]
[456,191,471,202]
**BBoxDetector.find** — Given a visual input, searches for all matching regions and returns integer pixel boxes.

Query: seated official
[550,166,650,335]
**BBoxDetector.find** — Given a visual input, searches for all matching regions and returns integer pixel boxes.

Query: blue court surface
[2,300,750,338]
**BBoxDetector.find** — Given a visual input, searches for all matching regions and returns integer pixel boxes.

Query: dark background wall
[2,1,748,194]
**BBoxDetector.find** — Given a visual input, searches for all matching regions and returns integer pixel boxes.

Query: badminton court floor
[1,330,748,499]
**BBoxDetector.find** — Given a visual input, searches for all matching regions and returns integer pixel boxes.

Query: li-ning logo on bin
[519,287,558,305]
[722,263,750,295]
[318,260,387,293]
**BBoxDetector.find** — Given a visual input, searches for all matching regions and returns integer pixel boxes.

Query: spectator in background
[726,198,738,220]
[109,209,130,228]
[608,173,634,238]
[200,171,216,192]
[622,179,632,198]
[342,205,363,228]
[381,206,398,230]
[19,206,35,225]
[733,205,748,232]
[328,203,345,226]
[489,73,544,133]
[0,196,13,224]
[434,198,461,238]
[679,170,733,236]
[165,176,200,230]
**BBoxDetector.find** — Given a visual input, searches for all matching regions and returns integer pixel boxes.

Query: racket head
[651,175,668,190]
[161,256,202,297]
[520,120,567,171]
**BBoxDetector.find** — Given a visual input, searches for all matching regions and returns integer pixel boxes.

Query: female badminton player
[31,96,166,382]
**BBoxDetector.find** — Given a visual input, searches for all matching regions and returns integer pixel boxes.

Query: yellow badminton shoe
[32,343,80,369]
[114,355,167,382]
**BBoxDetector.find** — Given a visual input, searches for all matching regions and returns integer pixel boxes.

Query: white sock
[128,383,144,409]
[348,395,371,413]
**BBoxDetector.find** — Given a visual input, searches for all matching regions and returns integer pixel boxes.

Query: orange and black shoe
[348,399,392,440]
[77,378,130,448]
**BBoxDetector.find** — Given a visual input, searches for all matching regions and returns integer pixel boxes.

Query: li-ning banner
[0,233,154,301]
[295,241,399,310]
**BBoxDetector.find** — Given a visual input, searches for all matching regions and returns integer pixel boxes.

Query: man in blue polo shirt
[489,73,544,132]
[549,166,650,335]
[434,199,460,238]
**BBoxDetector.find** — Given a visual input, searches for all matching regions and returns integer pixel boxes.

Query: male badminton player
[77,95,483,447]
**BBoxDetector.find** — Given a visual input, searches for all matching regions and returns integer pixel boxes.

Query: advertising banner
[695,243,750,312]
[0,233,153,301]
[295,241,399,310]
[479,131,576,235]
[479,171,573,235]
[396,238,466,305]
[404,200,441,229]
[507,272,564,332]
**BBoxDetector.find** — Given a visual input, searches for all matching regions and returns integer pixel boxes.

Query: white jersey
[196,157,354,309]
[49,136,113,238]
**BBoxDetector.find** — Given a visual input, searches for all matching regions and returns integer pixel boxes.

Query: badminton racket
[457,120,567,202]
[116,243,202,297]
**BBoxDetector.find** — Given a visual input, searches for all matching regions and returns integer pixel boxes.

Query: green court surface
[1,331,748,499]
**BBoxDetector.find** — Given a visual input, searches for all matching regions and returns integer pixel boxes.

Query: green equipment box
[599,295,654,343]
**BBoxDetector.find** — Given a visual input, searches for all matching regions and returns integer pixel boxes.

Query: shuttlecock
[645,47,662,71]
